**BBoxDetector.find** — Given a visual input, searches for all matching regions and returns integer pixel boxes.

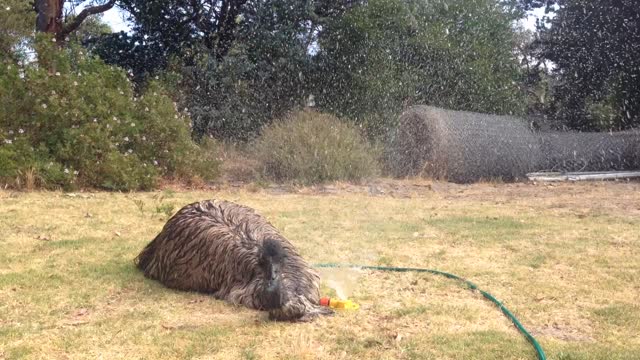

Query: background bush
[252,110,380,185]
[0,40,219,191]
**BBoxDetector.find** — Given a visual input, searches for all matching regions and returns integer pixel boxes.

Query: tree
[90,0,252,80]
[174,0,320,140]
[313,0,527,138]
[90,0,358,82]
[35,0,116,42]
[522,0,640,130]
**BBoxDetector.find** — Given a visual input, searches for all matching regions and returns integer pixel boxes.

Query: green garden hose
[314,263,546,360]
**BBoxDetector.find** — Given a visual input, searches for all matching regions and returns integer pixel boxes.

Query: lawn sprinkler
[319,296,359,310]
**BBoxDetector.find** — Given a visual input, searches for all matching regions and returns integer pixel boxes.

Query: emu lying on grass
[135,199,333,321]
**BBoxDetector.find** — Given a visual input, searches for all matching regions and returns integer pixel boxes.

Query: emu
[134,199,333,321]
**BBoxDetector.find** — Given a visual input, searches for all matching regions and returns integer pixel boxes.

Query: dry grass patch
[1,181,639,359]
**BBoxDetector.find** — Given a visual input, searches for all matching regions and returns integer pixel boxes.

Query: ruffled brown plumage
[135,199,333,321]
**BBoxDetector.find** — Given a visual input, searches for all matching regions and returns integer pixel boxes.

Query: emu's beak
[267,263,281,294]
[270,263,280,282]
[264,264,283,310]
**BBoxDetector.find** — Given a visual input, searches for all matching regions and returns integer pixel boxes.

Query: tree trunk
[35,0,64,36]
[35,0,117,42]
[34,0,63,73]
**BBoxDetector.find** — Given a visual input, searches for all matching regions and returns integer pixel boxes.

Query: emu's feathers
[135,199,332,320]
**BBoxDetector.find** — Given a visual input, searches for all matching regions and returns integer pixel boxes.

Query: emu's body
[135,199,331,321]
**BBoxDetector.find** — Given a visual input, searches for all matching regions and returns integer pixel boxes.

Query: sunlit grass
[1,181,639,359]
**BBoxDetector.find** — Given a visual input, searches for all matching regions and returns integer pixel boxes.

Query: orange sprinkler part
[319,297,359,310]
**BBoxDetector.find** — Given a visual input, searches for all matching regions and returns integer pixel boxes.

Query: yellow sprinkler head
[320,297,360,310]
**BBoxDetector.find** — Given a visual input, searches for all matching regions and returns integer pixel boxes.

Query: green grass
[1,181,639,359]
[592,304,640,328]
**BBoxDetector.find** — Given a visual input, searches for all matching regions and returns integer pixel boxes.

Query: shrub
[214,140,260,183]
[0,39,219,190]
[173,137,221,185]
[252,110,379,184]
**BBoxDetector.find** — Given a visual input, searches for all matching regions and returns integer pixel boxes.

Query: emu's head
[258,238,285,310]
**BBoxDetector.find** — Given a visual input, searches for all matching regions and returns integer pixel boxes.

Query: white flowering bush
[0,39,219,190]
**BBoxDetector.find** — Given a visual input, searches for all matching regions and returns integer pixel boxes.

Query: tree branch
[57,0,116,41]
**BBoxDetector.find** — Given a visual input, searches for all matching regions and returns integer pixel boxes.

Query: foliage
[0,0,33,62]
[0,38,219,190]
[89,1,360,140]
[313,0,527,139]
[91,0,357,81]
[171,0,320,140]
[523,0,640,130]
[97,0,247,78]
[69,14,113,43]
[252,110,379,185]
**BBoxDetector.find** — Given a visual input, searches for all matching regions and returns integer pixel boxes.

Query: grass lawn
[1,180,639,359]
